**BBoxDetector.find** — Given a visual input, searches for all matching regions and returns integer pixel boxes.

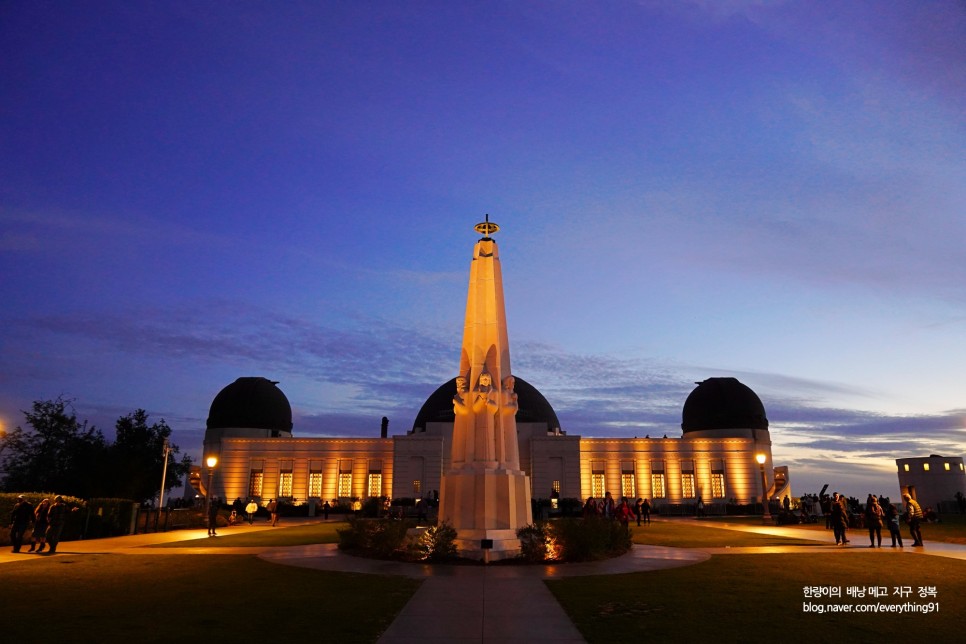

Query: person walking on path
[904,494,924,546]
[245,499,258,525]
[207,498,219,536]
[9,495,34,553]
[267,499,279,526]
[635,498,644,526]
[45,496,68,554]
[865,495,884,548]
[886,503,904,547]
[30,498,50,553]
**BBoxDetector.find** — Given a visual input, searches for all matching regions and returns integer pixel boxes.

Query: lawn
[548,552,965,643]
[688,513,966,545]
[630,519,822,548]
[1,553,420,643]
[149,521,348,548]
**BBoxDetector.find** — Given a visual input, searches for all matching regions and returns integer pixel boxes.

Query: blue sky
[2,1,964,500]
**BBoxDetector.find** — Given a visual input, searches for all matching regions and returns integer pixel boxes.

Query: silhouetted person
[45,496,68,554]
[30,498,50,552]
[904,494,923,546]
[9,495,34,553]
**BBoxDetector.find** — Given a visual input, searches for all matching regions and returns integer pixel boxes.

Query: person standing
[322,500,330,520]
[831,493,849,545]
[245,499,258,525]
[207,498,219,536]
[267,498,279,526]
[30,498,50,553]
[641,498,651,525]
[635,498,644,526]
[903,494,924,546]
[9,495,34,553]
[886,503,904,547]
[45,496,68,554]
[865,495,884,548]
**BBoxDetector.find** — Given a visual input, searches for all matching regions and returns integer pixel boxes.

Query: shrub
[337,517,413,558]
[411,522,458,561]
[515,518,631,563]
[517,523,554,562]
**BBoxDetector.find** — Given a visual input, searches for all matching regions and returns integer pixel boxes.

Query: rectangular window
[621,474,636,498]
[278,471,293,498]
[591,474,605,498]
[308,472,323,497]
[681,473,695,499]
[413,480,422,497]
[367,473,382,498]
[711,473,726,498]
[651,474,666,499]
[591,461,605,498]
[945,463,951,471]
[903,464,910,472]
[248,470,263,498]
[552,480,561,494]
[923,463,930,471]
[338,473,352,498]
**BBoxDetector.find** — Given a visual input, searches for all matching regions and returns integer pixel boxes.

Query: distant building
[896,455,966,513]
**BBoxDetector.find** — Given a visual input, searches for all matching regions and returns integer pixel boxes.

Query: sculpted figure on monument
[453,376,469,415]
[501,376,518,415]
[474,372,495,414]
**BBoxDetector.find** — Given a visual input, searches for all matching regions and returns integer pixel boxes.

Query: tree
[0,399,192,502]
[0,397,107,496]
[108,409,191,503]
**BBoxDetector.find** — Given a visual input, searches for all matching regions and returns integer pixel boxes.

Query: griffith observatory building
[201,222,791,516]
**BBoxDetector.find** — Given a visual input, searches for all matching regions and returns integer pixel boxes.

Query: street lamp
[206,455,218,536]
[756,453,771,521]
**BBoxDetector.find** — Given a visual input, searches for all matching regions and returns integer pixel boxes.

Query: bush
[411,522,458,562]
[524,517,631,563]
[517,523,554,562]
[337,518,458,561]
[337,517,413,558]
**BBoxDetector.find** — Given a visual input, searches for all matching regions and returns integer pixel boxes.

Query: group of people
[8,494,69,554]
[582,492,652,527]
[822,490,925,548]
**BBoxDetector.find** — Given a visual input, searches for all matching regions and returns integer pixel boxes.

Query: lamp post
[206,455,218,535]
[756,453,771,521]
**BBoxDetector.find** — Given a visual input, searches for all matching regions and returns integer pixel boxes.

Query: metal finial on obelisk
[474,213,499,238]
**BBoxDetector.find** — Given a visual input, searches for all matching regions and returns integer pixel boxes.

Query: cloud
[4,297,962,500]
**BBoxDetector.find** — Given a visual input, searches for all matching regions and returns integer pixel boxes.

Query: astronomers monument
[437,217,532,560]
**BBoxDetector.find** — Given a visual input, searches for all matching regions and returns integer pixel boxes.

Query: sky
[2,1,964,501]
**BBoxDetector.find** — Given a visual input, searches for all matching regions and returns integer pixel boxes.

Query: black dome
[681,377,768,433]
[412,376,560,432]
[207,377,293,432]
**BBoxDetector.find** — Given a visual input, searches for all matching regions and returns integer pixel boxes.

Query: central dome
[412,376,560,432]
[681,377,768,433]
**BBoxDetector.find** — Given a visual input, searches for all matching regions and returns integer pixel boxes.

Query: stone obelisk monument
[438,216,532,561]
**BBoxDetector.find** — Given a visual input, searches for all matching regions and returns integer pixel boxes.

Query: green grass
[1,553,420,643]
[631,519,821,548]
[548,552,966,643]
[148,521,348,547]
